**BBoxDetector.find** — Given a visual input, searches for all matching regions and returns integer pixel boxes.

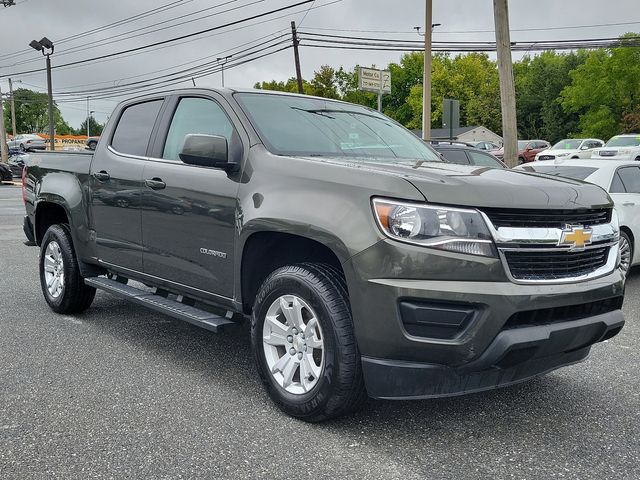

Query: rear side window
[162,97,235,161]
[440,149,469,165]
[111,100,163,157]
[467,150,503,168]
[616,166,640,194]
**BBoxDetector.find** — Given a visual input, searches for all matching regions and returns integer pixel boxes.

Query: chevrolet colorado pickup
[23,89,625,421]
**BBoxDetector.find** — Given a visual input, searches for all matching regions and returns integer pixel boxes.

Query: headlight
[372,198,497,257]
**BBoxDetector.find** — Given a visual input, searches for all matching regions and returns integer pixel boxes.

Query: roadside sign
[358,67,392,111]
[358,67,392,94]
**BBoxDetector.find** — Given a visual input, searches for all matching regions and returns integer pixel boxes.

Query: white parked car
[515,159,640,276]
[7,134,46,152]
[591,134,640,161]
[535,138,604,161]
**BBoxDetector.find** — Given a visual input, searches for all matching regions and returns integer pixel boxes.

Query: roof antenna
[191,78,196,87]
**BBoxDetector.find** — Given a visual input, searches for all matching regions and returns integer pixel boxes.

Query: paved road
[1,184,639,479]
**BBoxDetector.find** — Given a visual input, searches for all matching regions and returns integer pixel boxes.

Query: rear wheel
[619,231,633,277]
[518,156,525,164]
[40,224,96,314]
[251,263,366,422]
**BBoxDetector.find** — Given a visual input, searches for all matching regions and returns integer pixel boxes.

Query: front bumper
[363,310,624,399]
[344,239,626,399]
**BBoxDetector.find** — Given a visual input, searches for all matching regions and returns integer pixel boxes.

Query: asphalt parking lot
[1,183,639,480]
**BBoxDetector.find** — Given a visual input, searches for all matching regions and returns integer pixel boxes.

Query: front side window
[610,172,626,193]
[163,97,235,161]
[111,100,163,157]
[235,93,442,163]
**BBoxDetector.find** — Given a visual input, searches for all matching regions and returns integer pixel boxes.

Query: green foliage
[515,51,588,142]
[561,36,640,140]
[78,116,105,137]
[2,88,65,134]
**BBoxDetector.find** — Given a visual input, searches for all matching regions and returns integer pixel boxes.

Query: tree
[561,34,640,140]
[515,51,587,142]
[309,65,340,99]
[2,88,67,134]
[78,115,105,137]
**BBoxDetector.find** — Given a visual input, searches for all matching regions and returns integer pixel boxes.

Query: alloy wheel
[262,295,324,395]
[43,241,65,298]
[619,235,631,276]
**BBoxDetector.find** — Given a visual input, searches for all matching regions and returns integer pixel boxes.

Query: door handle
[145,178,166,190]
[622,202,636,206]
[93,171,110,182]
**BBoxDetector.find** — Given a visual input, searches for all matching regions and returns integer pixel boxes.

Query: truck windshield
[605,136,640,147]
[236,93,442,162]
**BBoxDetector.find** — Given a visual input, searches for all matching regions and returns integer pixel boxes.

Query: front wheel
[619,231,633,277]
[251,263,366,422]
[518,156,525,164]
[40,224,96,314]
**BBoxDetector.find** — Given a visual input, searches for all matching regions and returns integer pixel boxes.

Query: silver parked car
[7,134,46,152]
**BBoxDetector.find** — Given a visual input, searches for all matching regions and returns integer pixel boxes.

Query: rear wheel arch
[35,202,70,245]
[240,231,346,315]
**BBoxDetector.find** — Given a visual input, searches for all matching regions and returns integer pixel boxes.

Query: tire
[251,263,366,422]
[40,224,96,314]
[115,198,129,208]
[518,156,525,165]
[619,230,633,277]
[19,143,25,152]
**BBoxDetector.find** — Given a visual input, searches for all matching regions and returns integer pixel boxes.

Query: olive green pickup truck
[23,89,625,421]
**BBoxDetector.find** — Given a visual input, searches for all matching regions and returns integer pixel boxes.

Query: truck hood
[312,158,612,210]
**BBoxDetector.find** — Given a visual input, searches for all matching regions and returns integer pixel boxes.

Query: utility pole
[0,83,8,163]
[291,21,304,94]
[493,0,518,168]
[422,0,433,141]
[9,78,17,137]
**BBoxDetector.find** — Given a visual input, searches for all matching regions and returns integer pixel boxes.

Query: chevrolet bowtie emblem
[559,225,593,250]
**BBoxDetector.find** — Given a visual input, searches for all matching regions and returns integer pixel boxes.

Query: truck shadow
[79,287,630,443]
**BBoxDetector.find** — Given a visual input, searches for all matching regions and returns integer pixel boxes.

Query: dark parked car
[433,143,507,168]
[86,137,100,150]
[468,141,500,151]
[0,162,12,182]
[8,152,29,178]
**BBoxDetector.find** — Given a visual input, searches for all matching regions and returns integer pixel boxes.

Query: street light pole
[29,37,55,151]
[422,0,433,141]
[87,110,95,138]
[217,56,232,87]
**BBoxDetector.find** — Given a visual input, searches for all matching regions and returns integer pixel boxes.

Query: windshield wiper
[290,107,336,119]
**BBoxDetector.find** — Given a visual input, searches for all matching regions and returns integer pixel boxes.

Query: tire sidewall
[251,271,342,418]
[40,226,73,311]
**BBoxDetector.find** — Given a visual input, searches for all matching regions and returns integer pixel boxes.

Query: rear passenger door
[140,94,244,299]
[89,99,165,272]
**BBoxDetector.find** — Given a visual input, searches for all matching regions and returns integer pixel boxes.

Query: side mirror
[526,146,533,151]
[580,145,589,150]
[179,134,230,169]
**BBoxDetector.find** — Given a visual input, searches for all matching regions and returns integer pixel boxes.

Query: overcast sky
[0,0,637,129]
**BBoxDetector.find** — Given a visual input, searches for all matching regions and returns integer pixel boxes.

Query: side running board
[84,277,236,333]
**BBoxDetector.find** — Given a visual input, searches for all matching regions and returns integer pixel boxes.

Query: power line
[0,0,314,79]
[302,19,640,35]
[2,0,264,70]
[0,0,194,61]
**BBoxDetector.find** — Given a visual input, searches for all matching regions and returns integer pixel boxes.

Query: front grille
[482,208,611,229]
[504,247,609,280]
[598,150,617,156]
[504,296,623,329]
[538,155,555,160]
